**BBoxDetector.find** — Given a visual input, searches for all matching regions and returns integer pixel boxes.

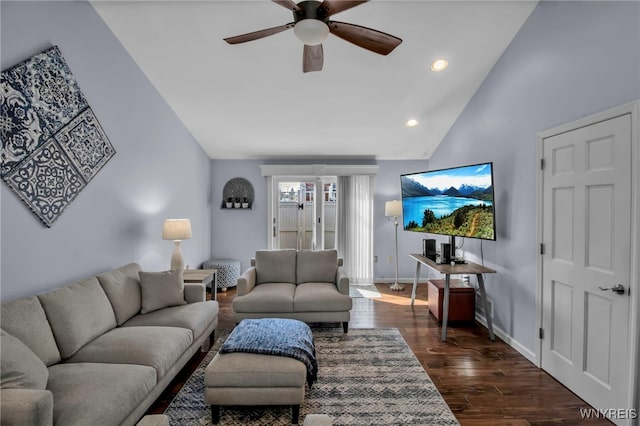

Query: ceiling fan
[224,0,402,73]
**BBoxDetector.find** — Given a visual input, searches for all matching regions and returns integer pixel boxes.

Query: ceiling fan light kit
[224,0,402,73]
[294,19,329,45]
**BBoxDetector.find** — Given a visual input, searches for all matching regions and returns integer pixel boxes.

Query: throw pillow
[0,329,49,390]
[139,270,187,314]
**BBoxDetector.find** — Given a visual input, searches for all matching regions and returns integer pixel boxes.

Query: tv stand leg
[476,273,495,341]
[441,275,451,341]
[410,261,421,306]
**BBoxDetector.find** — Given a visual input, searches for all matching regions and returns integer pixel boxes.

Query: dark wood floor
[148,284,612,425]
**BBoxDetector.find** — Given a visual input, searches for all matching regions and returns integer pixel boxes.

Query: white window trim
[260,164,378,177]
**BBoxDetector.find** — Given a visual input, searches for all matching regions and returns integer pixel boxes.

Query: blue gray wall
[210,160,267,272]
[3,1,638,361]
[427,1,640,353]
[374,160,435,281]
[0,1,212,302]
[210,159,429,278]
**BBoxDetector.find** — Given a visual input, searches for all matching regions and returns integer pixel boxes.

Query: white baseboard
[475,313,537,364]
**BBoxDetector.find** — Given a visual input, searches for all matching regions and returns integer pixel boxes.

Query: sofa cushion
[296,250,338,284]
[97,263,142,325]
[47,362,156,426]
[0,329,49,390]
[139,270,187,314]
[0,388,53,426]
[233,283,296,313]
[0,296,61,366]
[38,277,117,359]
[294,283,353,312]
[255,250,297,284]
[66,326,192,379]
[123,301,219,341]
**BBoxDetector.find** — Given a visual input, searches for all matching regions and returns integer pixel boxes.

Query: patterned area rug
[165,328,459,425]
[349,284,381,298]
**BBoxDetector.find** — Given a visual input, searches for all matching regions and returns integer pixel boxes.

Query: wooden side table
[409,253,496,342]
[183,269,217,301]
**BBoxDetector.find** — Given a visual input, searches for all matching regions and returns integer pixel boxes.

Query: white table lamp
[162,218,192,270]
[385,200,404,291]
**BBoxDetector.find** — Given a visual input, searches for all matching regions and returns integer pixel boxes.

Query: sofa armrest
[237,267,256,297]
[0,388,53,426]
[336,267,349,295]
[184,283,206,303]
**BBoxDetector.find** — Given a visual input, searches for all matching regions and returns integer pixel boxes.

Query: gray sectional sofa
[232,249,352,332]
[0,263,219,426]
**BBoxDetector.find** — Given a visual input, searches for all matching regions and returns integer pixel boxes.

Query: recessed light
[430,58,448,72]
[406,119,419,127]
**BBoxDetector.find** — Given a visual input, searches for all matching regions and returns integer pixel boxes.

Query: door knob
[598,284,626,295]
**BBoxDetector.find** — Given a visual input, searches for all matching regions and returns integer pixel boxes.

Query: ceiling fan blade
[224,23,295,44]
[303,44,324,73]
[272,0,301,12]
[320,0,368,17]
[328,21,402,55]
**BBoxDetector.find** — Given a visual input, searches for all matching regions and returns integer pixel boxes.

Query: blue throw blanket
[220,318,318,386]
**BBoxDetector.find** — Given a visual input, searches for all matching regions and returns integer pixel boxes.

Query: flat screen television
[400,162,496,250]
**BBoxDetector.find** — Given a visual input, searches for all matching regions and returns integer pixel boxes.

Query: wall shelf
[221,177,254,209]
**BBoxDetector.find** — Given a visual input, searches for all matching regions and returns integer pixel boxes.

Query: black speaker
[423,239,436,261]
[441,243,451,264]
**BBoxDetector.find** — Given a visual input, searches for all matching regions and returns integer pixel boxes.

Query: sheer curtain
[336,175,374,284]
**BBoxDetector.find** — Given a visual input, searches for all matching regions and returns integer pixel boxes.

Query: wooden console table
[409,253,496,342]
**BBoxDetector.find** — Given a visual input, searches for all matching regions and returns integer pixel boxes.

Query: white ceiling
[91,0,537,160]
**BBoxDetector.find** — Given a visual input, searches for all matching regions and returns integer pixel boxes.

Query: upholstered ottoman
[202,258,240,291]
[204,319,317,425]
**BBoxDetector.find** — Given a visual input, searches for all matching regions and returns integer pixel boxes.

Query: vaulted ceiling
[92,0,537,160]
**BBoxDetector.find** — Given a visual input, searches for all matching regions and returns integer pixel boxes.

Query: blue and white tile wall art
[1,46,115,227]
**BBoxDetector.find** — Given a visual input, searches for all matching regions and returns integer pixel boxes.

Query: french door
[270,177,336,250]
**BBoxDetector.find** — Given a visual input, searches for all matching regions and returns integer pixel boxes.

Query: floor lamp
[385,200,404,291]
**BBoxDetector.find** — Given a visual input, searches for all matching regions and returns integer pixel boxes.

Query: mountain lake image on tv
[401,162,496,240]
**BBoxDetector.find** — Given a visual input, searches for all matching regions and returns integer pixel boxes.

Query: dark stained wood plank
[146,283,612,425]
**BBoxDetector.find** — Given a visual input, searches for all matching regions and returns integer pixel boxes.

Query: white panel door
[541,114,632,422]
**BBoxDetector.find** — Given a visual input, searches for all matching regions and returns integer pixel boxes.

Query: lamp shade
[385,200,402,217]
[294,19,329,46]
[162,219,192,240]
